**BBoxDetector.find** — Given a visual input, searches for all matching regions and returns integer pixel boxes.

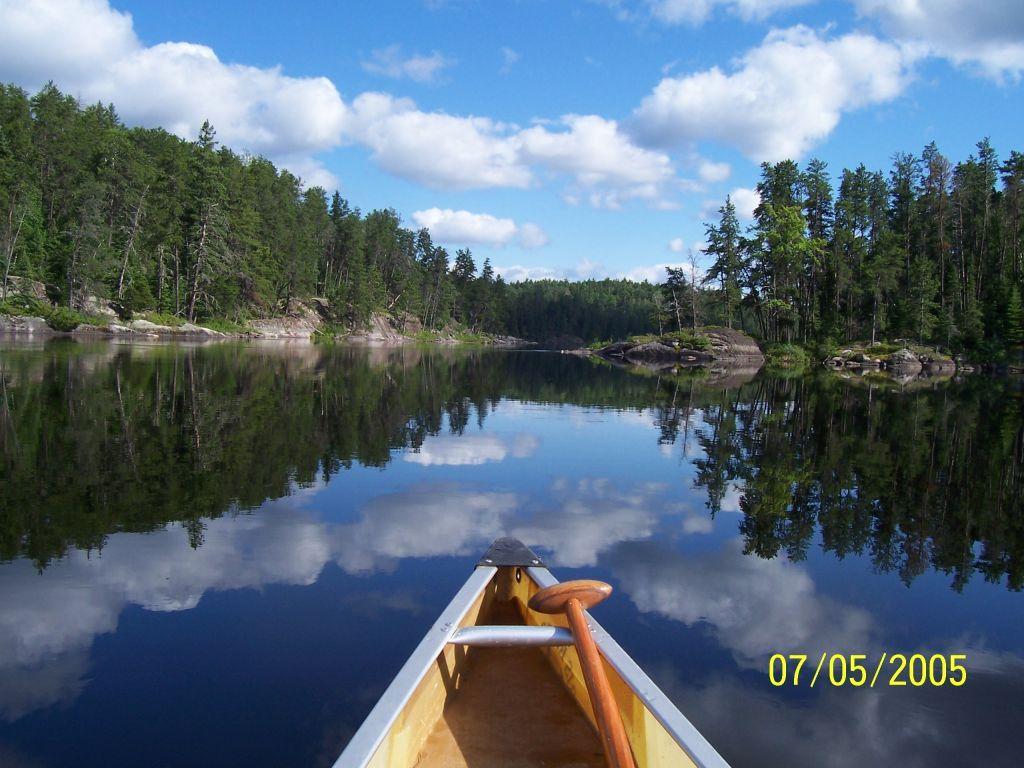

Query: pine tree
[702,196,743,329]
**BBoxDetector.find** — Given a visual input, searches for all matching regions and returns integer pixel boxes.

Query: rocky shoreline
[0,310,532,346]
[824,345,959,375]
[587,327,765,370]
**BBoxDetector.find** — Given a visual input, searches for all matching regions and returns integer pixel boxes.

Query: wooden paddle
[529,580,636,768]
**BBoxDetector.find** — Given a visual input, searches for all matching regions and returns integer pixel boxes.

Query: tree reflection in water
[1,340,1021,591]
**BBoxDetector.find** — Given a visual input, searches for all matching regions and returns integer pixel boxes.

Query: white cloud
[517,223,550,249]
[494,264,567,282]
[411,208,548,249]
[403,433,540,465]
[620,262,684,283]
[612,539,876,666]
[856,0,1024,80]
[668,237,686,253]
[697,159,731,183]
[361,44,454,83]
[333,486,518,572]
[730,187,761,220]
[603,0,815,27]
[499,46,521,74]
[344,92,532,190]
[0,0,348,189]
[344,97,681,203]
[632,25,911,161]
[0,506,333,720]
[497,256,704,284]
[702,186,760,223]
[520,114,678,208]
[0,1,689,206]
[510,478,665,567]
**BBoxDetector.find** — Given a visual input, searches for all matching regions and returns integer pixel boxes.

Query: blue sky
[1,0,1022,282]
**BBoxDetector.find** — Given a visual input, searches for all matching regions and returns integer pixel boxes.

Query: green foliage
[3,81,1024,354]
[764,343,811,367]
[502,279,662,342]
[1006,287,1024,346]
[0,294,47,317]
[45,306,84,331]
[141,312,184,327]
[629,330,712,349]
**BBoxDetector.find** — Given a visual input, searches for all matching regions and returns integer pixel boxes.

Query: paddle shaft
[565,597,636,768]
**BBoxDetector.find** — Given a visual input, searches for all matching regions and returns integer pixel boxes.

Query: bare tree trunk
[173,247,181,315]
[1,205,26,301]
[116,186,148,300]
[187,217,209,322]
[156,245,165,309]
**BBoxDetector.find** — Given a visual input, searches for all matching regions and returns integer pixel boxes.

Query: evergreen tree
[702,196,743,329]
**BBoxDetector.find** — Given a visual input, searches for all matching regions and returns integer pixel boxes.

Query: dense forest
[0,82,659,341]
[700,147,1024,356]
[1,82,1023,351]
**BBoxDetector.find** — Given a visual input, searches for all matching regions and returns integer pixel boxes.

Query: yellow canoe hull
[335,542,729,768]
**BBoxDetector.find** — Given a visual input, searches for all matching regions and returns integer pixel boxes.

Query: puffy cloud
[0,507,334,720]
[411,208,548,249]
[519,115,678,207]
[611,539,876,666]
[0,1,688,206]
[333,486,518,573]
[728,186,761,220]
[345,99,679,203]
[493,264,568,282]
[344,92,532,190]
[0,0,347,186]
[632,26,911,161]
[361,44,455,83]
[403,433,540,465]
[701,186,760,223]
[668,237,686,253]
[510,478,665,567]
[620,262,684,283]
[0,0,135,85]
[496,257,705,284]
[657,652,1024,768]
[517,223,550,249]
[493,258,605,282]
[697,159,731,183]
[856,0,1024,80]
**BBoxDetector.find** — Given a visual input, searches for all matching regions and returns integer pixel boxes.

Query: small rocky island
[590,327,765,369]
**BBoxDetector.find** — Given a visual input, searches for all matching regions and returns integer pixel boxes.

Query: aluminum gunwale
[449,624,575,647]
[526,566,731,768]
[331,565,497,768]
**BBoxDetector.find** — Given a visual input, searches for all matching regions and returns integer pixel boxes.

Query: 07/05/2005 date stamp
[768,653,967,688]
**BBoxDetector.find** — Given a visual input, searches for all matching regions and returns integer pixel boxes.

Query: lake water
[0,341,1021,767]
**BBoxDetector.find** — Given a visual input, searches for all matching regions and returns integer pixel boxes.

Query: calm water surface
[0,341,1021,767]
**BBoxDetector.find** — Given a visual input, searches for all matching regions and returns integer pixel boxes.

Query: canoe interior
[363,566,702,768]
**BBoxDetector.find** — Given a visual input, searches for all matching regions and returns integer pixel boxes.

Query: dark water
[0,341,1022,768]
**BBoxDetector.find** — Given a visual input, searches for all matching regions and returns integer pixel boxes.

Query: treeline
[5,343,1020,588]
[0,82,666,341]
[501,279,661,341]
[0,83,516,331]
[700,144,1024,354]
[5,83,1024,350]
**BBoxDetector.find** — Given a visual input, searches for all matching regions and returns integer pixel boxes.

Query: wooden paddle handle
[565,597,636,768]
[530,581,636,768]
